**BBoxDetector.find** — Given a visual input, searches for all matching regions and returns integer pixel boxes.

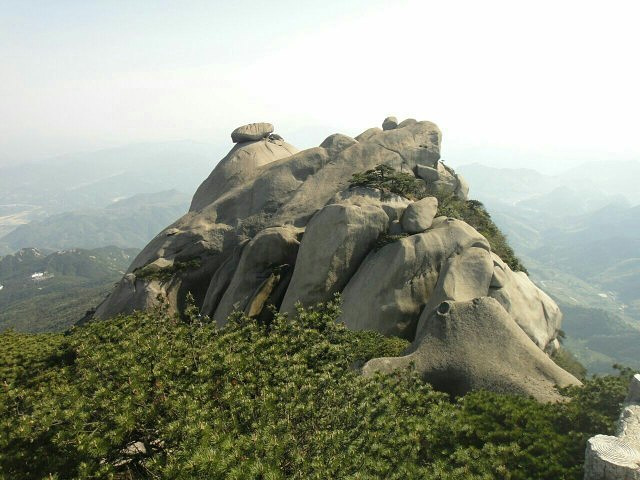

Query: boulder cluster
[92,117,580,401]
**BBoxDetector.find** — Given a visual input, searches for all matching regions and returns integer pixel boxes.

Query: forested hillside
[0,246,138,332]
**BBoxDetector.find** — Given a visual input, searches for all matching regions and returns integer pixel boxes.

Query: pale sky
[1,0,639,173]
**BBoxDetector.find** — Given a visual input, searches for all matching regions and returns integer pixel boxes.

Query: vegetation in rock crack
[374,232,410,251]
[0,297,632,479]
[436,195,528,273]
[348,164,427,200]
[134,259,201,282]
[348,165,526,273]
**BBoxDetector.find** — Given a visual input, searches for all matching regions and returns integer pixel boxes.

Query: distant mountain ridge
[0,246,139,332]
[0,141,221,249]
[0,190,190,253]
[458,162,640,372]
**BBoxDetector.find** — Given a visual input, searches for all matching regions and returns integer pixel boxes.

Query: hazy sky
[1,0,639,173]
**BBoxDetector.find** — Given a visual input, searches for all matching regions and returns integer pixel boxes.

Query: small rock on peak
[231,122,274,143]
[382,116,398,131]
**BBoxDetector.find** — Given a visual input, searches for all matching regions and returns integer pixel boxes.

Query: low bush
[0,298,631,479]
[349,164,427,200]
[134,259,201,282]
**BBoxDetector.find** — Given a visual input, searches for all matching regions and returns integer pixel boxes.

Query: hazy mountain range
[458,161,640,372]
[0,141,220,254]
[0,190,189,254]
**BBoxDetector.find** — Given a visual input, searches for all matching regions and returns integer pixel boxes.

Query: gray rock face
[382,116,398,130]
[190,138,298,211]
[319,133,358,156]
[489,253,562,349]
[92,117,572,401]
[280,202,388,313]
[339,218,489,340]
[231,122,274,143]
[400,197,438,233]
[213,225,301,325]
[417,162,469,201]
[363,297,581,402]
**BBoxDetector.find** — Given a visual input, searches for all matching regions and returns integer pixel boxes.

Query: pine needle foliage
[0,299,632,479]
[348,164,427,200]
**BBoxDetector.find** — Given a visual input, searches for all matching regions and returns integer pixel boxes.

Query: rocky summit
[91,118,580,401]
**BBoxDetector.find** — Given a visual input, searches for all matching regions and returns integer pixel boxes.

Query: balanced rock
[231,122,274,143]
[382,116,398,131]
[400,196,438,233]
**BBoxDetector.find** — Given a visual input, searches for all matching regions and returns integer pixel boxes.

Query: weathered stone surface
[363,297,581,402]
[382,116,398,130]
[400,196,438,233]
[354,127,382,142]
[94,273,165,319]
[455,174,470,200]
[397,118,417,128]
[213,226,301,325]
[331,187,410,223]
[190,139,298,212]
[489,253,562,350]
[319,133,358,156]
[414,246,494,334]
[584,435,640,480]
[618,406,640,443]
[201,242,246,317]
[280,202,388,313]
[339,218,489,340]
[231,122,274,143]
[416,164,440,182]
[245,264,293,318]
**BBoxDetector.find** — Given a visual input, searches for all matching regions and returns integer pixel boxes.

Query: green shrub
[0,299,631,479]
[134,259,201,282]
[348,165,527,273]
[552,346,588,380]
[349,164,427,200]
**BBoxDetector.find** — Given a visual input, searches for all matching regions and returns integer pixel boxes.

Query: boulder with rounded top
[231,122,274,143]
